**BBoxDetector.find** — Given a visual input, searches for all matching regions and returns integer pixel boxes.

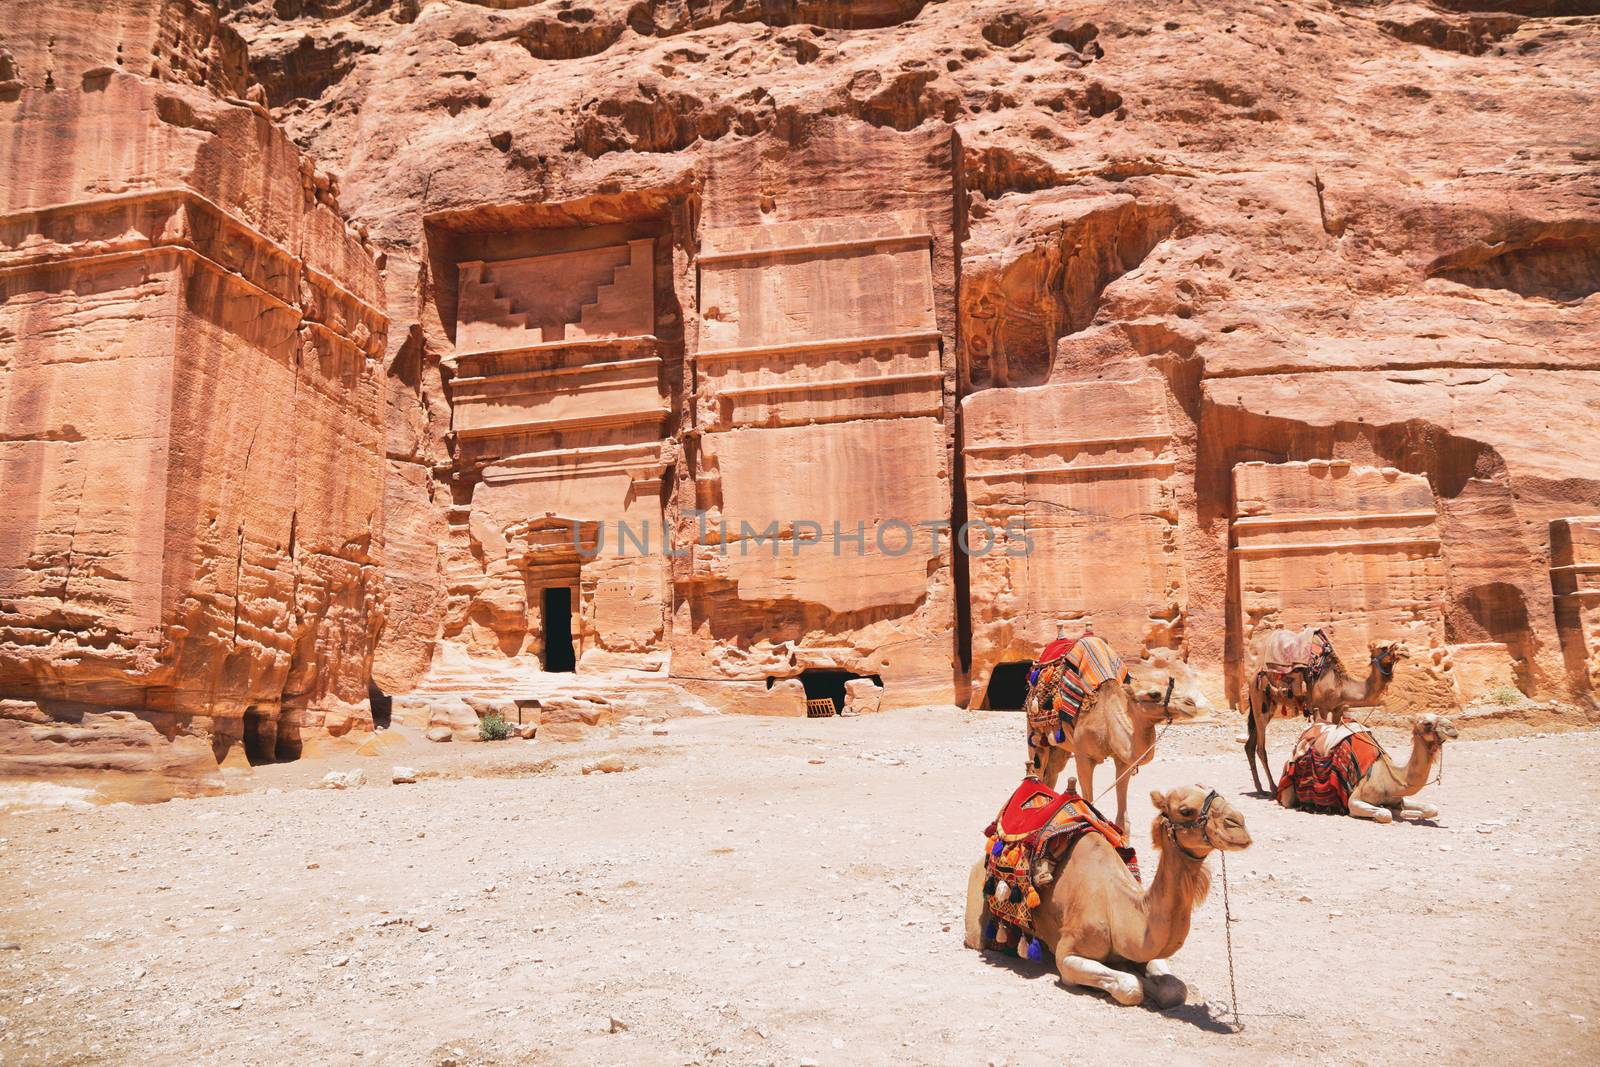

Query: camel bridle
[1372,646,1401,680]
[1161,789,1222,861]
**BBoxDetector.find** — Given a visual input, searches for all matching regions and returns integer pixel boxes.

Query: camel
[963,784,1252,1006]
[1243,635,1408,794]
[1279,713,1459,823]
[1028,654,1211,833]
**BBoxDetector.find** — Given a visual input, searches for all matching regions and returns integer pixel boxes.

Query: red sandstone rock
[0,0,386,787]
[3,0,1598,797]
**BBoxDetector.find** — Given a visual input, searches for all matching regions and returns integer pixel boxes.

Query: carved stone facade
[427,217,677,674]
[964,377,1184,706]
[0,0,386,797]
[1552,517,1600,695]
[1231,461,1452,710]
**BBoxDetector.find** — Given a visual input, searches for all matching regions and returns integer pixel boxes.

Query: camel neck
[1134,831,1209,961]
[1399,736,1440,794]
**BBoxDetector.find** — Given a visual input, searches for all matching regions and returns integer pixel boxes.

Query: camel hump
[1262,627,1322,671]
[1293,720,1370,759]
[1067,635,1126,690]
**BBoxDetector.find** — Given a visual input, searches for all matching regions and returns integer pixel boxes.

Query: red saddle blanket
[1277,723,1384,813]
[1027,636,1128,734]
[979,779,1140,958]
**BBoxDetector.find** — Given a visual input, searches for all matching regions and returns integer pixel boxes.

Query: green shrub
[479,712,510,741]
[1490,685,1523,706]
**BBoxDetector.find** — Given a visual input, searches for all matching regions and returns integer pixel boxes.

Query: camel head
[1415,712,1459,744]
[1125,656,1212,723]
[1149,785,1252,857]
[1369,641,1409,681]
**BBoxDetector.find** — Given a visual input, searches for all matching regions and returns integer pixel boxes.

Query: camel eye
[1179,807,1195,817]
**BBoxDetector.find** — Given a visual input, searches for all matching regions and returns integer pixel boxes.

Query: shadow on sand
[973,947,1241,1030]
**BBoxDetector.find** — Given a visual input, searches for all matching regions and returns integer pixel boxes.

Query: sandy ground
[2,708,1598,1067]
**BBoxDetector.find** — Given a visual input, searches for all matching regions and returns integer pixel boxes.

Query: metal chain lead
[1220,849,1242,1032]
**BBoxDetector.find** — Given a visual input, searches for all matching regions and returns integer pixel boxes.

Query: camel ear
[1149,789,1168,812]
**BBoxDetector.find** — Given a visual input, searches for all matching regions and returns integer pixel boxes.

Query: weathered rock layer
[2,0,1597,793]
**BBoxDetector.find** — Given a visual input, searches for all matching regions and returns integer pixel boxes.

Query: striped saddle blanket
[979,779,1140,959]
[1026,634,1129,736]
[1277,722,1384,813]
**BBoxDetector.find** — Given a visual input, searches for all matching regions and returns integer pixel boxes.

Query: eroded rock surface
[0,0,387,790]
[3,0,1597,796]
[200,0,1600,713]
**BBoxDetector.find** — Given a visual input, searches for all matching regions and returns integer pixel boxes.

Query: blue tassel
[991,839,1004,857]
[983,920,997,942]
[1027,939,1045,961]
[1053,727,1065,744]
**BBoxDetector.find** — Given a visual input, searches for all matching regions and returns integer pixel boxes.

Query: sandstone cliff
[0,0,388,799]
[221,0,1596,712]
[2,0,1596,796]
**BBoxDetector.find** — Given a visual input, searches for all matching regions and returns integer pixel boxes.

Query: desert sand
[3,709,1596,1066]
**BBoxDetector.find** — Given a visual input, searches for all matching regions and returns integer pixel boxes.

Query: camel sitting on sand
[964,784,1253,1006]
[1243,633,1408,794]
[1278,713,1458,822]
[1028,650,1211,832]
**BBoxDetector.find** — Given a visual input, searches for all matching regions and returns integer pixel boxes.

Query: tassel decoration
[1054,727,1066,744]
[1027,938,1045,961]
[983,876,996,897]
[983,920,998,942]
[995,925,1010,944]
[1025,888,1041,909]
[993,880,1010,903]
[991,838,1004,857]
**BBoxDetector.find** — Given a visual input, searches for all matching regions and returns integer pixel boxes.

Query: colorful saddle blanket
[1024,633,1126,735]
[1277,722,1384,813]
[979,779,1140,960]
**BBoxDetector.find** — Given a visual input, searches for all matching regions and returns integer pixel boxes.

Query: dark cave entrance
[242,707,277,766]
[798,670,882,715]
[368,679,392,729]
[543,586,576,672]
[983,661,1033,711]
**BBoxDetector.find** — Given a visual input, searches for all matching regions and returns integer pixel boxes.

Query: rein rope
[1091,675,1177,808]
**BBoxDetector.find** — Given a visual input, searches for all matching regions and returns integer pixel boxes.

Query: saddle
[1277,721,1384,813]
[1257,628,1334,718]
[979,778,1140,960]
[1026,635,1129,745]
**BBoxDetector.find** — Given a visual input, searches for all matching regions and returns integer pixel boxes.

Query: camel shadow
[973,948,1239,1028]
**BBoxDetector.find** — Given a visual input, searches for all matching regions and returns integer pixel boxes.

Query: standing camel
[1027,650,1211,832]
[1243,637,1408,794]
[1278,713,1458,822]
[964,784,1253,1006]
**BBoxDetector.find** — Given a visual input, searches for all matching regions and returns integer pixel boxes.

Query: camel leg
[1347,797,1394,823]
[1398,798,1440,820]
[962,861,989,951]
[1254,711,1275,789]
[1243,703,1264,794]
[1059,954,1144,1005]
[1277,779,1296,809]
[1141,958,1188,1009]
[1113,761,1132,834]
[1074,752,1097,807]
[1041,745,1071,791]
